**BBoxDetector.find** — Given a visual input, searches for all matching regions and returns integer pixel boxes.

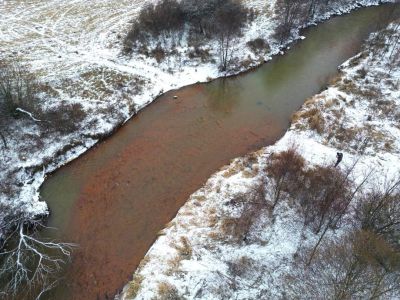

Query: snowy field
[119,20,400,300]
[0,0,395,260]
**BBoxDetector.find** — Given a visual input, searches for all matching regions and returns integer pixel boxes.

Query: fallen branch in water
[0,218,76,299]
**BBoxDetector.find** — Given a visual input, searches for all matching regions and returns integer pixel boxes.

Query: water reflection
[206,78,241,115]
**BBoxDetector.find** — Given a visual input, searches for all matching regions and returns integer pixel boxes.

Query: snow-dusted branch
[0,219,76,299]
[15,108,42,122]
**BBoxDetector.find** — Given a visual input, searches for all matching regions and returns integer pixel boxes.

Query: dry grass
[332,124,395,153]
[329,74,343,86]
[227,256,254,277]
[222,161,245,178]
[338,78,358,94]
[165,255,182,276]
[292,106,325,134]
[57,68,144,101]
[222,153,260,178]
[126,274,144,299]
[324,98,339,109]
[307,110,325,134]
[157,281,182,300]
[173,236,193,260]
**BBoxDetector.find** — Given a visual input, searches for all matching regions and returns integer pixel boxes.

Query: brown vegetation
[247,38,270,55]
[157,281,183,300]
[125,0,250,70]
[265,148,305,209]
[220,186,267,243]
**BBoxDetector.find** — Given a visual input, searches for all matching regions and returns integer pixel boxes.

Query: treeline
[125,0,371,69]
[263,148,400,298]
[274,0,385,42]
[125,0,251,70]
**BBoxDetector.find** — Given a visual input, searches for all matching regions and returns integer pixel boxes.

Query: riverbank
[119,20,400,300]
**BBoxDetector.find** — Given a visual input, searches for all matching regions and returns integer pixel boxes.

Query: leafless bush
[300,165,353,234]
[0,61,40,148]
[220,185,267,243]
[125,0,249,70]
[227,256,254,278]
[150,44,167,63]
[288,230,400,299]
[40,102,86,134]
[247,38,270,55]
[188,47,211,62]
[265,148,305,209]
[157,281,183,300]
[125,0,184,49]
[355,179,400,250]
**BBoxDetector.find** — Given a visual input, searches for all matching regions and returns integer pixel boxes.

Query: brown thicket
[265,148,305,209]
[290,230,400,299]
[125,0,249,69]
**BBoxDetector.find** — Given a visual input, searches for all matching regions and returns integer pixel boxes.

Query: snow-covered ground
[119,20,400,300]
[0,0,394,257]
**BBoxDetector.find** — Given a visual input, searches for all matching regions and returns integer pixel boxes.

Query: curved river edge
[36,3,400,300]
[118,19,400,300]
[8,0,393,226]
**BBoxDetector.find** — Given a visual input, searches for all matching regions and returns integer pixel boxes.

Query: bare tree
[0,61,40,148]
[213,1,248,71]
[274,0,306,43]
[0,216,75,299]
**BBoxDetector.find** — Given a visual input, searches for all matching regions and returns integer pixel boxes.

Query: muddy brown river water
[36,5,399,300]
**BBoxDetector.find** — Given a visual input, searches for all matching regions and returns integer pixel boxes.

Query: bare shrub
[126,274,144,299]
[247,38,270,55]
[0,61,37,116]
[125,0,184,48]
[265,148,305,209]
[289,230,400,299]
[125,0,249,70]
[227,256,254,278]
[274,0,307,43]
[173,236,192,260]
[188,47,211,62]
[41,102,86,134]
[300,165,352,234]
[355,179,400,249]
[150,44,167,63]
[157,281,182,300]
[220,185,267,243]
[0,61,40,148]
